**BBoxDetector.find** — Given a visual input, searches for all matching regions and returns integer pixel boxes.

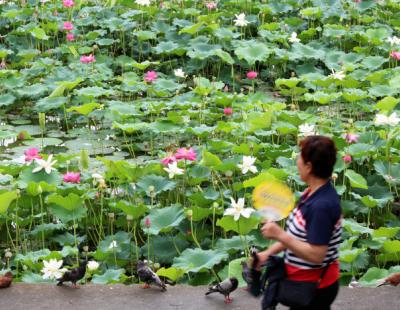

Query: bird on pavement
[0,272,13,288]
[377,272,400,287]
[137,260,166,291]
[205,277,239,303]
[57,259,87,288]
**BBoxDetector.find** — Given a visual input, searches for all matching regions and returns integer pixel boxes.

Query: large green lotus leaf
[343,219,372,235]
[364,28,389,45]
[153,41,180,54]
[290,43,325,60]
[187,42,221,59]
[243,171,277,188]
[353,183,394,207]
[345,169,368,189]
[214,49,234,65]
[304,91,341,104]
[235,42,271,65]
[149,120,181,133]
[228,258,248,288]
[140,204,185,235]
[17,84,48,98]
[141,235,189,264]
[49,204,87,223]
[342,89,368,102]
[157,267,185,282]
[179,22,204,35]
[347,143,374,158]
[0,191,18,214]
[74,87,114,98]
[153,79,185,94]
[246,111,273,132]
[215,235,256,253]
[0,130,16,140]
[372,227,400,239]
[30,27,49,40]
[113,121,148,134]
[92,269,126,284]
[186,206,213,221]
[361,56,386,70]
[339,248,364,263]
[15,249,51,264]
[375,96,399,112]
[374,161,400,184]
[199,150,222,169]
[0,93,16,107]
[173,248,228,273]
[112,200,148,219]
[382,240,400,254]
[0,48,13,58]
[46,193,83,211]
[29,223,66,236]
[275,78,301,89]
[217,215,260,235]
[369,85,396,97]
[23,138,63,147]
[35,96,67,112]
[21,272,53,284]
[137,174,176,195]
[358,267,388,287]
[67,102,102,115]
[19,167,62,187]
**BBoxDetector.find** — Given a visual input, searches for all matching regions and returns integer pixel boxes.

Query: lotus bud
[37,185,43,194]
[186,209,193,219]
[4,250,12,259]
[145,217,151,228]
[126,214,134,222]
[212,202,219,209]
[153,262,160,270]
[108,212,115,219]
[83,246,89,252]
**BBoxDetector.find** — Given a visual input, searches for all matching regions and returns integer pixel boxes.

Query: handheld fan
[252,180,295,221]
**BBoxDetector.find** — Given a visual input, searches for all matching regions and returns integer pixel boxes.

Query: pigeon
[205,277,239,303]
[137,260,166,291]
[57,259,87,288]
[0,272,13,288]
[376,272,400,287]
[242,246,259,289]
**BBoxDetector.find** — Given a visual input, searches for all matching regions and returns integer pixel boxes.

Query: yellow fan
[252,180,295,221]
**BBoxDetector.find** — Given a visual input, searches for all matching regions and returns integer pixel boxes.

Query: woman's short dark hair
[299,135,337,179]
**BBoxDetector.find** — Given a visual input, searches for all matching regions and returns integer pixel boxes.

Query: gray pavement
[0,284,398,310]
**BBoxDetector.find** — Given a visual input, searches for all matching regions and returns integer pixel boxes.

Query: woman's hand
[255,251,269,271]
[261,221,285,241]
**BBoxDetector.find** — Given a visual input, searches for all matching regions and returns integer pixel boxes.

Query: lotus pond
[0,0,400,287]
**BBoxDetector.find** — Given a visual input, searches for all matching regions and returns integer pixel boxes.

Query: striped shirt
[284,181,342,287]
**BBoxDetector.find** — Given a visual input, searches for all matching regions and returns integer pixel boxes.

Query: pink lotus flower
[63,172,81,183]
[247,71,258,79]
[390,51,400,60]
[345,133,359,143]
[161,154,177,166]
[63,21,73,31]
[145,217,151,228]
[206,2,217,9]
[63,0,74,7]
[175,147,197,161]
[144,70,158,82]
[224,107,233,115]
[24,148,42,162]
[66,33,74,42]
[80,54,96,63]
[343,154,352,164]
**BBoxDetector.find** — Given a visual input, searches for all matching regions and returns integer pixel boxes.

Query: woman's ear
[305,161,313,174]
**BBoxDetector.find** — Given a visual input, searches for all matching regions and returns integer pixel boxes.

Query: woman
[258,135,342,310]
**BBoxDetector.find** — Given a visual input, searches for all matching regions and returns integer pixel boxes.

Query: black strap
[318,259,335,282]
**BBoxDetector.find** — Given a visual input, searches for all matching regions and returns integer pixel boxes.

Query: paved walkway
[0,284,398,310]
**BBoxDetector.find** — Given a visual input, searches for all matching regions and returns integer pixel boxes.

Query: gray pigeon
[137,260,166,291]
[205,277,239,303]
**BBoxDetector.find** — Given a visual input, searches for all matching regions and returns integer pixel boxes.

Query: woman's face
[297,154,312,182]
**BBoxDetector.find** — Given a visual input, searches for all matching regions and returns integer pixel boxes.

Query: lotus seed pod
[212,202,219,209]
[108,212,115,219]
[126,214,134,222]
[225,170,233,177]
[148,185,155,192]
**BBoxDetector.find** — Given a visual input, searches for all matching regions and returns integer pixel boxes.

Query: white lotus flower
[163,162,184,179]
[237,156,258,174]
[234,13,249,27]
[108,240,118,250]
[298,123,317,137]
[375,112,400,126]
[224,197,254,221]
[32,154,57,174]
[387,36,400,46]
[87,260,100,271]
[135,0,151,6]
[329,68,345,80]
[288,32,300,43]
[174,68,186,78]
[41,259,67,280]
